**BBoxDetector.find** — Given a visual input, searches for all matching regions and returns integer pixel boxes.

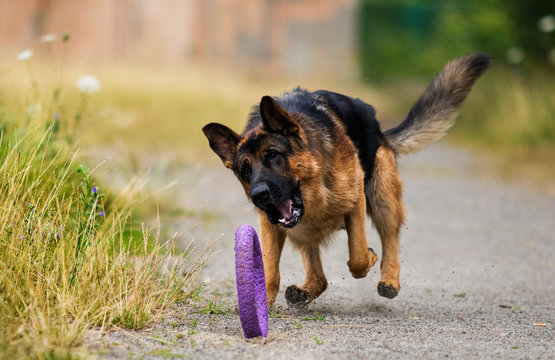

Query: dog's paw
[285,285,311,307]
[377,280,399,299]
[347,248,378,279]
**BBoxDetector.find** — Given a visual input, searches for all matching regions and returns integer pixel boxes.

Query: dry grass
[0,60,213,359]
[0,129,212,359]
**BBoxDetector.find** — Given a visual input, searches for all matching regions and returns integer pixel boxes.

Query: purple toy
[234,225,268,338]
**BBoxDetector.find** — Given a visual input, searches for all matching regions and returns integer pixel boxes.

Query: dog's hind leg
[285,243,327,307]
[366,145,405,299]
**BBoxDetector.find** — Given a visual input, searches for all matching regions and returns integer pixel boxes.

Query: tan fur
[257,121,387,306]
[286,123,364,246]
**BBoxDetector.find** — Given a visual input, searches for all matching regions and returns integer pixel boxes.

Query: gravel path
[88,144,555,359]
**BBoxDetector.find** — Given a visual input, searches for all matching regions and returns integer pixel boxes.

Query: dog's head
[202,96,305,228]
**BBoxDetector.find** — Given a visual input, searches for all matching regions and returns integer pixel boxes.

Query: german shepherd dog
[202,54,489,307]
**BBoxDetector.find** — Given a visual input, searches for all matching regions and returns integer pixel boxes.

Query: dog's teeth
[293,210,300,216]
[279,218,286,223]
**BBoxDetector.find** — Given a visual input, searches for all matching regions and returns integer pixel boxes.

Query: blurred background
[2,0,554,77]
[0,0,554,196]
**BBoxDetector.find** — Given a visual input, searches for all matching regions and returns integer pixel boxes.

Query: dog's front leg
[345,184,378,279]
[259,215,286,308]
[285,243,327,307]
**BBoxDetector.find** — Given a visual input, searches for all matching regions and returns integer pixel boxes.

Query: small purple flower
[92,187,97,194]
[20,235,25,239]
[53,112,60,121]
[99,211,104,217]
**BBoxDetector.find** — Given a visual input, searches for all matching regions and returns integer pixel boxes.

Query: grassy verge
[0,55,211,359]
[451,67,555,187]
[3,55,552,183]
[73,64,555,185]
[454,68,554,150]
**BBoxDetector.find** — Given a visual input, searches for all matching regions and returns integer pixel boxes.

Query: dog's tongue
[276,199,293,219]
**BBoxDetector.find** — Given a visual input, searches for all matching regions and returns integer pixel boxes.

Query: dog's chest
[286,214,346,246]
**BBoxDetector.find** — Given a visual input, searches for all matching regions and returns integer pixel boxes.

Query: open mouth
[268,198,304,228]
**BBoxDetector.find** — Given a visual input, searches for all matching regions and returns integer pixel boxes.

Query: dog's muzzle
[250,183,304,228]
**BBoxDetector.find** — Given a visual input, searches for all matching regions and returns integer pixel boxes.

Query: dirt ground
[86,143,555,359]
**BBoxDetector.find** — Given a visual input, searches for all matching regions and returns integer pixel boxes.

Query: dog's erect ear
[260,96,300,136]
[202,123,242,168]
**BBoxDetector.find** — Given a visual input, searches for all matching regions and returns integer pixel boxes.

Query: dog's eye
[265,150,280,161]
[240,162,251,180]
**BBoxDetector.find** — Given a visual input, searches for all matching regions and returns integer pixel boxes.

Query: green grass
[303,311,326,321]
[313,336,324,345]
[147,349,186,359]
[195,299,236,316]
[269,309,286,319]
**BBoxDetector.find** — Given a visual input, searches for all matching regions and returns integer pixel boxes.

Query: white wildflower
[17,49,33,61]
[40,34,56,43]
[76,75,101,95]
[538,14,555,33]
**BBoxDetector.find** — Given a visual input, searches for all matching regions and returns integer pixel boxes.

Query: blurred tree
[504,0,555,65]
[358,0,554,80]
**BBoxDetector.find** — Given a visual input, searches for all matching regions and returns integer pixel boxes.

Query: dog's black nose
[251,183,271,206]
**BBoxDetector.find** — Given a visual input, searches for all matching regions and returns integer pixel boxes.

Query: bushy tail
[384,54,490,155]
